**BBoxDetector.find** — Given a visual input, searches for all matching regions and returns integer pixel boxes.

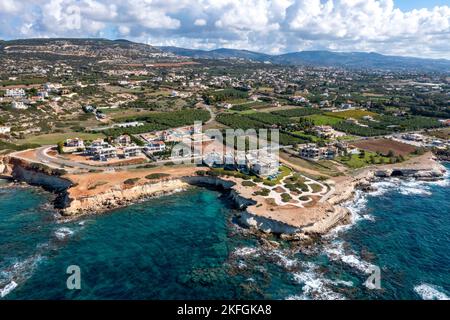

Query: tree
[57,141,65,154]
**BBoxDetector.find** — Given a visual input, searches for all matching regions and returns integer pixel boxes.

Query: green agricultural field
[324,110,378,119]
[19,132,106,145]
[303,114,344,125]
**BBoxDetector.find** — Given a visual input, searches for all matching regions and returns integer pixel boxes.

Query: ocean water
[0,164,449,300]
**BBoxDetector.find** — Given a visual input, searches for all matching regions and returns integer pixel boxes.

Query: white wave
[232,246,260,257]
[0,281,18,298]
[414,284,450,300]
[324,241,375,275]
[289,262,347,300]
[270,250,299,269]
[0,254,43,298]
[331,175,441,238]
[399,187,432,196]
[428,178,450,187]
[54,227,74,240]
[397,180,432,196]
[330,279,354,287]
[362,214,375,222]
[325,191,372,238]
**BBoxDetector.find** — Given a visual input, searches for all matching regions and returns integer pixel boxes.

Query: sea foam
[324,241,375,275]
[0,254,44,298]
[289,262,348,300]
[414,284,449,300]
[0,281,18,298]
[54,227,75,240]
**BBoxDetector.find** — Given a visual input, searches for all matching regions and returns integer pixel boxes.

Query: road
[13,146,204,172]
[197,102,215,125]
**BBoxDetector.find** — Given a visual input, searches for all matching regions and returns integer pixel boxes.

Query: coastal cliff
[2,151,446,239]
[64,178,190,215]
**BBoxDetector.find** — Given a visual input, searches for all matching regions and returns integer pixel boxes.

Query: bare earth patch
[351,138,416,156]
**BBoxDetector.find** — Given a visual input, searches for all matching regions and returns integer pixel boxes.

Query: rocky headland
[0,151,445,240]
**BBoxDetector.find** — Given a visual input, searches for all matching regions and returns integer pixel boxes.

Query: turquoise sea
[0,164,449,300]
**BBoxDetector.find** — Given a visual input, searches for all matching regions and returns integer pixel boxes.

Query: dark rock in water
[361,184,378,192]
[259,238,280,250]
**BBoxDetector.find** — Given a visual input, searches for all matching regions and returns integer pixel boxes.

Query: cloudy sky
[0,0,449,59]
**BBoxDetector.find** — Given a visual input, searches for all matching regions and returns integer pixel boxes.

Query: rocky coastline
[0,152,446,240]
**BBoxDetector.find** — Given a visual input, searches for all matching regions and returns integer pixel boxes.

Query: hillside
[0,38,162,62]
[1,38,449,72]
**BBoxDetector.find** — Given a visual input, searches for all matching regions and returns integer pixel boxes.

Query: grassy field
[336,152,390,169]
[279,151,343,178]
[19,132,105,145]
[324,110,378,119]
[303,114,343,125]
[110,109,161,121]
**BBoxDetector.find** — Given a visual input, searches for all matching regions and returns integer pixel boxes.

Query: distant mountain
[271,51,450,72]
[159,46,270,61]
[159,46,450,72]
[1,38,449,72]
[0,38,161,61]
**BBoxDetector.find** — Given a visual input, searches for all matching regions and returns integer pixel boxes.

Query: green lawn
[324,110,378,120]
[19,132,106,145]
[303,114,343,125]
[336,152,390,169]
[263,165,292,186]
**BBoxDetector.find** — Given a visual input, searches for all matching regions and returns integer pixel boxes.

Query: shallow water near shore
[1,164,449,300]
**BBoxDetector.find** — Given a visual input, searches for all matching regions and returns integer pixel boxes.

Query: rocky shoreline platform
[0,152,445,241]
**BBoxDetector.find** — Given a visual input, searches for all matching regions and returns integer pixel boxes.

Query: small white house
[65,138,84,148]
[11,101,28,110]
[0,126,11,134]
[145,140,166,153]
[5,88,26,98]
[123,145,142,158]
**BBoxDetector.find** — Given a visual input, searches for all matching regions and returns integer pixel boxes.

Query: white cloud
[194,19,207,26]
[0,0,449,59]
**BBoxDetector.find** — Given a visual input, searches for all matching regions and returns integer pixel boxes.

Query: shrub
[87,181,108,190]
[145,173,170,180]
[309,183,323,193]
[281,193,292,202]
[263,180,277,187]
[253,188,270,196]
[124,178,140,185]
[242,180,256,187]
[206,170,220,177]
[196,170,206,176]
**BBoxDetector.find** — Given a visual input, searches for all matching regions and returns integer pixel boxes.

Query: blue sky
[396,0,450,11]
[0,0,449,59]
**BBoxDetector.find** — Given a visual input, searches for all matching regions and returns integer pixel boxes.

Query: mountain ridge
[0,38,449,72]
[159,45,450,72]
